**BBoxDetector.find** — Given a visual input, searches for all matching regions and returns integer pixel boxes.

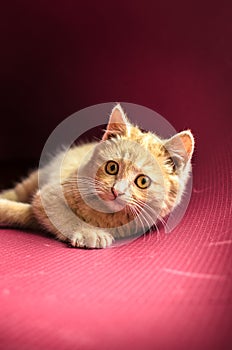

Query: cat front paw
[70,230,114,249]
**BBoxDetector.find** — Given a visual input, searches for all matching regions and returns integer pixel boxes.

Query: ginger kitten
[0,104,194,248]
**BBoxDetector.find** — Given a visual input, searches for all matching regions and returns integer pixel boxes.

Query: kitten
[0,104,194,248]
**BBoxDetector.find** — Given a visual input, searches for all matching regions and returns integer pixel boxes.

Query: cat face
[77,104,194,231]
[91,138,166,215]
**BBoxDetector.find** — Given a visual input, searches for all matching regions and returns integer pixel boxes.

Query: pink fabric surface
[0,142,231,350]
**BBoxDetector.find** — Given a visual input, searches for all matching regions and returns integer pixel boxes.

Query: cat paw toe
[70,232,85,248]
[95,232,114,249]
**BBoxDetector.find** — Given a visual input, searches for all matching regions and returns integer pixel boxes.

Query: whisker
[129,206,147,241]
[130,203,153,241]
[63,173,168,241]
[129,199,161,241]
[137,201,162,241]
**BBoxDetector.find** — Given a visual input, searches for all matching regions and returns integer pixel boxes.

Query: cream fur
[0,104,194,248]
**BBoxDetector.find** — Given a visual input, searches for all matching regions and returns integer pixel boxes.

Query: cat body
[0,104,194,248]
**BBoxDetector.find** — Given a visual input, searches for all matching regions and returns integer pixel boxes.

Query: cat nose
[112,180,128,199]
[111,187,125,198]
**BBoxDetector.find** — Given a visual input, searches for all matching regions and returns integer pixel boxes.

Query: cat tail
[0,198,40,230]
[0,170,38,203]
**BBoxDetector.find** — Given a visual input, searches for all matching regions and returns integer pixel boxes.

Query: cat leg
[0,170,38,203]
[0,198,39,230]
[32,187,114,248]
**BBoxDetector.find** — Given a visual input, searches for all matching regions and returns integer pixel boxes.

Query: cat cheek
[98,193,109,201]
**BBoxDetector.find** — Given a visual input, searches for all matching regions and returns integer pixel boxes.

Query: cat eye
[135,175,151,189]
[105,161,119,175]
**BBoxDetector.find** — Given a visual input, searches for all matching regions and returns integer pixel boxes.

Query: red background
[0,0,231,162]
[0,1,231,350]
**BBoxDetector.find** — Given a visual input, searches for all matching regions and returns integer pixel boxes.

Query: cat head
[79,104,194,226]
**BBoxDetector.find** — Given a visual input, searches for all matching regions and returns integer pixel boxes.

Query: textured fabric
[0,141,231,350]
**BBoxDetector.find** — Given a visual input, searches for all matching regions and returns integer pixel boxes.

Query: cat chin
[98,193,127,212]
[104,198,127,213]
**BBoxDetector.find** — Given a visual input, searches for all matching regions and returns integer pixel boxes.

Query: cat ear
[102,104,130,141]
[164,130,194,170]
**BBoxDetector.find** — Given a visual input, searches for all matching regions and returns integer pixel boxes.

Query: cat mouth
[107,197,127,211]
[99,191,128,209]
